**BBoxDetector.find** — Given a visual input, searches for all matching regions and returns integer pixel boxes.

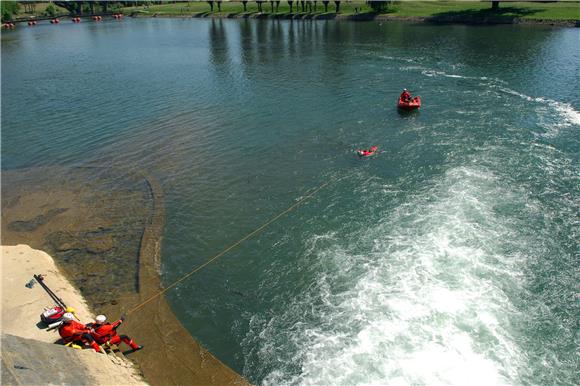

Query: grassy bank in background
[6,1,578,23]
[120,1,579,21]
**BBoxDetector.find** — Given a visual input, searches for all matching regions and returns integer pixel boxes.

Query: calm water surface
[2,18,579,385]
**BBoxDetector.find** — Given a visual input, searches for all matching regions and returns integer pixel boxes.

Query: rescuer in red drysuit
[58,313,102,352]
[89,314,143,352]
[401,89,412,102]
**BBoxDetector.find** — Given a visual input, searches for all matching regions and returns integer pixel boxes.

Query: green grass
[391,1,580,20]
[14,1,577,21]
[122,1,371,16]
[120,1,579,21]
[9,2,69,19]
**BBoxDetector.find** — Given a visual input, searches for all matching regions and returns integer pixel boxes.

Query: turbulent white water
[245,126,577,385]
[253,162,530,385]
[238,56,579,382]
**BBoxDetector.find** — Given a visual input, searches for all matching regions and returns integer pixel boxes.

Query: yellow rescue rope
[127,177,335,315]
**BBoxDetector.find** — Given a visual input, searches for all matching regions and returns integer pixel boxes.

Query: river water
[2,18,578,385]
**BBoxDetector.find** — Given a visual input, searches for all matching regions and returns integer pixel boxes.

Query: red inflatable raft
[397,96,421,111]
[357,146,378,157]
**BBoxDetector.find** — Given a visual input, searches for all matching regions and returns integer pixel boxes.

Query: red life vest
[90,320,123,344]
[58,320,90,343]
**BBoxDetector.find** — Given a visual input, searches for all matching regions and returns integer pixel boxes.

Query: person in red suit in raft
[400,88,412,102]
[58,313,102,352]
[89,314,143,352]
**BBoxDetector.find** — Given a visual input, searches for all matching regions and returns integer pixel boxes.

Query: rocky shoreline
[1,244,148,386]
[1,166,248,386]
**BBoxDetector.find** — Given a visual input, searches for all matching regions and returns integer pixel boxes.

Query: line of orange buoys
[3,14,125,29]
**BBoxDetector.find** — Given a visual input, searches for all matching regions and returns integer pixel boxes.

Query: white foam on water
[375,56,577,138]
[495,86,580,136]
[401,65,427,72]
[255,165,532,386]
[378,55,418,63]
[414,65,579,137]
[420,69,492,82]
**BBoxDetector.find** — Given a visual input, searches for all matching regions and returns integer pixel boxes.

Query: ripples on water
[2,19,578,385]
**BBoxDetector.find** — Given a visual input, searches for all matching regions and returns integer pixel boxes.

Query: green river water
[2,18,579,385]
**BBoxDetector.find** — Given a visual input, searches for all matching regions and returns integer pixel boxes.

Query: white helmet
[403,88,408,91]
[61,313,75,322]
[95,314,107,324]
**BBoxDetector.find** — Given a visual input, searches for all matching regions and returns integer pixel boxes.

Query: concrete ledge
[1,334,146,386]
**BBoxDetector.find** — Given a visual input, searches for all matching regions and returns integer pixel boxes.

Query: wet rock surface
[1,166,249,386]
[1,334,147,386]
[1,167,150,307]
[8,208,69,232]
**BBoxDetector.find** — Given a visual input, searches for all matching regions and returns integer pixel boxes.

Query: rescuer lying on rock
[58,313,103,352]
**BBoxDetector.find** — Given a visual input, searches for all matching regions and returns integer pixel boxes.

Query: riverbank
[109,172,250,386]
[120,0,578,27]
[183,11,578,27]
[4,1,577,27]
[1,244,147,385]
[1,167,249,386]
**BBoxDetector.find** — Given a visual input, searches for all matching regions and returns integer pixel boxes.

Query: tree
[53,1,82,15]
[242,0,248,12]
[44,4,57,17]
[491,1,500,11]
[367,1,391,13]
[217,0,222,12]
[322,0,329,12]
[1,1,19,21]
[23,2,37,14]
[207,1,214,12]
[288,0,293,12]
[256,0,264,12]
[334,1,340,13]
